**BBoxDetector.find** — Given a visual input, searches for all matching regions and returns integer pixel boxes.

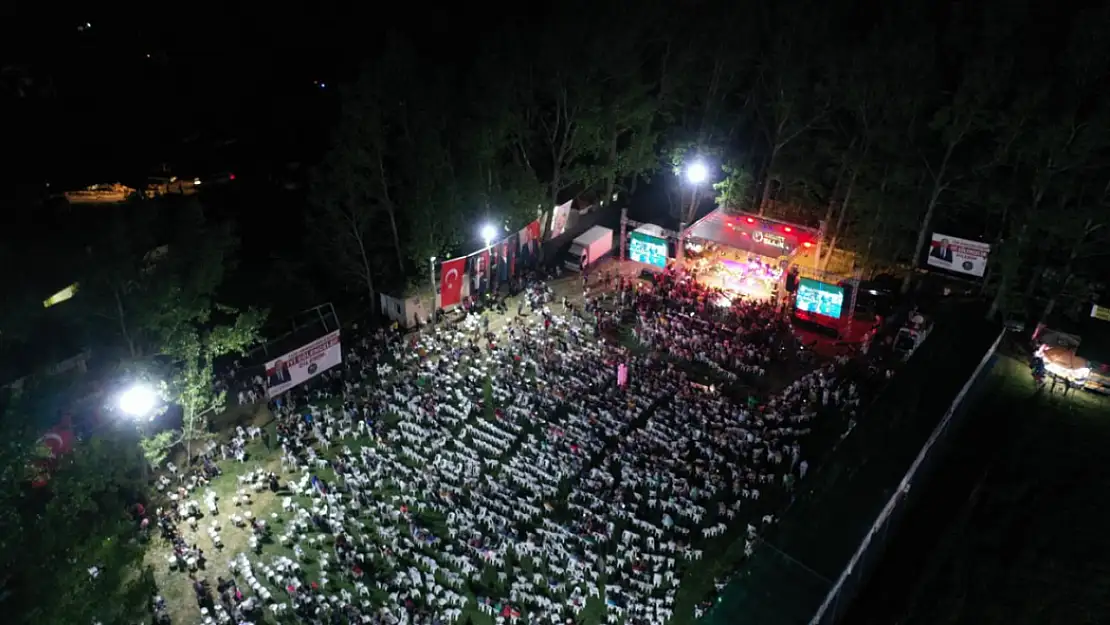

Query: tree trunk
[698,55,724,146]
[603,131,619,208]
[376,152,406,275]
[114,287,138,358]
[987,222,1030,319]
[1040,218,1097,324]
[757,147,779,216]
[860,166,890,274]
[550,162,562,208]
[821,153,850,230]
[386,208,404,274]
[822,163,861,271]
[184,416,193,466]
[824,141,869,271]
[1022,262,1045,300]
[1040,275,1072,323]
[353,228,377,314]
[902,140,957,295]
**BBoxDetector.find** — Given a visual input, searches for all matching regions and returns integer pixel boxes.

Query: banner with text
[265,330,342,398]
[926,233,990,278]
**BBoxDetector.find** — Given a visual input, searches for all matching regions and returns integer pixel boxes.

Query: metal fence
[806,328,1005,624]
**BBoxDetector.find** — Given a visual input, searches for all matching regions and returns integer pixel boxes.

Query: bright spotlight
[481,224,497,247]
[118,384,157,418]
[686,161,709,184]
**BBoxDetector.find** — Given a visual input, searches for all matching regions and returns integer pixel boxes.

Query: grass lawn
[144,287,874,625]
[887,355,1110,625]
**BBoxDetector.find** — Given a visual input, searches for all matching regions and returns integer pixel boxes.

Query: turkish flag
[38,422,75,458]
[439,257,466,308]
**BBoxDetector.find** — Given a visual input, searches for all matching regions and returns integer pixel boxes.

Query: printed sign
[926,233,990,278]
[265,331,342,398]
[752,230,787,249]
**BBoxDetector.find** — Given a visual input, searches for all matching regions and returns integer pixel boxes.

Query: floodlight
[686,161,709,184]
[481,224,497,247]
[118,384,157,418]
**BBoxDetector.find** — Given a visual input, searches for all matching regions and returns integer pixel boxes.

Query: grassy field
[144,288,846,625]
[878,355,1110,625]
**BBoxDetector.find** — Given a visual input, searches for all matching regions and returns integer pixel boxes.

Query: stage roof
[686,209,820,258]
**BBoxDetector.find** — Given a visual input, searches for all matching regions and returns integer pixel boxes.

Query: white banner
[926,233,990,277]
[550,200,573,238]
[265,330,342,398]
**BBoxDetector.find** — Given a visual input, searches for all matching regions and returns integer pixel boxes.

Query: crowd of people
[151,263,878,625]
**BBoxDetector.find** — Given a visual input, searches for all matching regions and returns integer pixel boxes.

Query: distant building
[62,182,136,204]
[144,176,199,197]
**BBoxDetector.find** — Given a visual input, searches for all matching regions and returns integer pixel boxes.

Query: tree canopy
[306,0,1110,321]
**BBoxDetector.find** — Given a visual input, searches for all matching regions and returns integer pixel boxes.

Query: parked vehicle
[564,226,614,272]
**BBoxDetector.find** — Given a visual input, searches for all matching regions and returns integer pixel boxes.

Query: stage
[690,253,783,305]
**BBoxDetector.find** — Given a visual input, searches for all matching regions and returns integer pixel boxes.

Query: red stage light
[745,217,756,224]
[783,226,792,233]
[802,241,813,248]
[229,173,236,180]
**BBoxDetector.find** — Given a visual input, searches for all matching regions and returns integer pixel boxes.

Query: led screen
[630,232,668,268]
[795,278,844,319]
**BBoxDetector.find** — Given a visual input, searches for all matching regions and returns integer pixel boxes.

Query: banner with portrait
[926,233,991,278]
[265,331,342,398]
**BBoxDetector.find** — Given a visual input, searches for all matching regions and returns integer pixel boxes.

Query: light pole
[679,161,710,263]
[429,256,437,325]
[118,382,160,480]
[481,224,497,295]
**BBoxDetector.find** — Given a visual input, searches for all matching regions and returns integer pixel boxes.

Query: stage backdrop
[925,232,990,278]
[265,330,342,398]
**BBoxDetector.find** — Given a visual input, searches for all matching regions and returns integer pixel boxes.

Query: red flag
[519,220,541,250]
[38,423,75,458]
[439,257,466,308]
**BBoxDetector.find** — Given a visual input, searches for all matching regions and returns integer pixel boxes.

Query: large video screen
[795,278,845,319]
[630,232,668,268]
